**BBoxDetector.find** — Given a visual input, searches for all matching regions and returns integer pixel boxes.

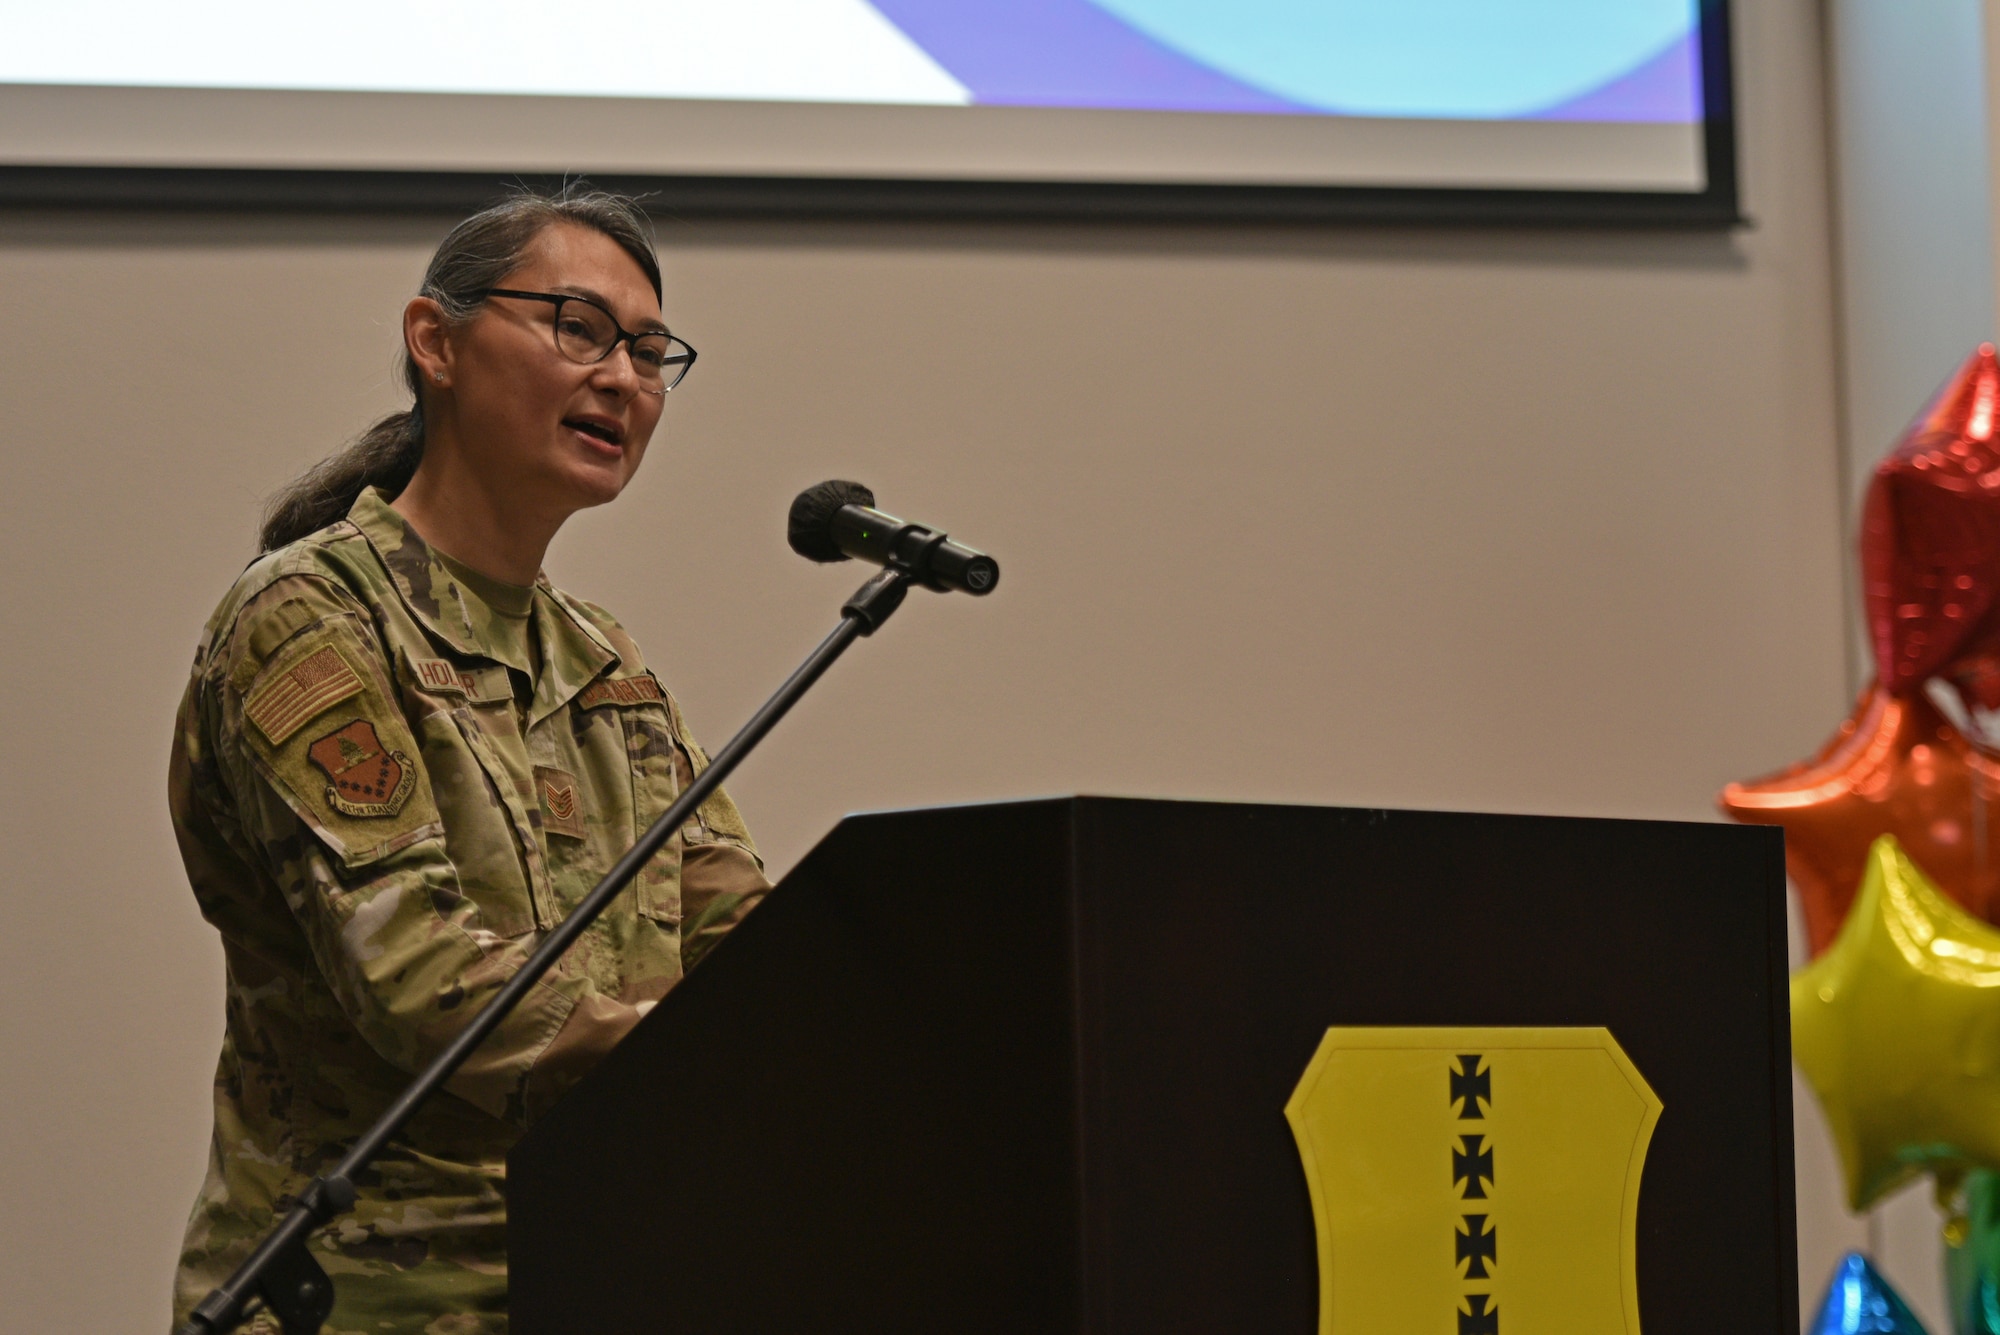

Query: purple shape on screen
[866,0,1310,113]
[1532,31,1702,123]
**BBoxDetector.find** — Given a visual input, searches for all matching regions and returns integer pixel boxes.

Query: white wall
[1829,0,1997,504]
[0,0,1849,1325]
[1821,0,2000,1325]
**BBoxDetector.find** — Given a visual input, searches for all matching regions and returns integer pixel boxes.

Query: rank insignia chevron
[534,765,587,840]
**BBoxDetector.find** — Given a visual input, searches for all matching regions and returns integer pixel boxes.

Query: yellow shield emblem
[1285,1026,1662,1334]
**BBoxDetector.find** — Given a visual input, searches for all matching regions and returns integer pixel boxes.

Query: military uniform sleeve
[666,702,773,973]
[204,573,643,1123]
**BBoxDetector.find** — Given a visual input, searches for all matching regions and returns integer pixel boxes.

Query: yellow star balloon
[1794,835,2000,1210]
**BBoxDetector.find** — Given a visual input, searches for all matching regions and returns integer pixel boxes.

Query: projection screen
[0,0,1739,224]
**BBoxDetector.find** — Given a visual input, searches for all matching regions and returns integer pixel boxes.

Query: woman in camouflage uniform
[169,189,770,1334]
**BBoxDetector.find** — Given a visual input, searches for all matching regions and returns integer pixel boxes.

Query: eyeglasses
[478,288,696,394]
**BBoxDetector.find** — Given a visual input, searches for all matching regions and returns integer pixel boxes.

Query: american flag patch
[577,674,666,710]
[246,644,365,744]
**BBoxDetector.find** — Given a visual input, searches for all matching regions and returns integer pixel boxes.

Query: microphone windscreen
[788,480,876,562]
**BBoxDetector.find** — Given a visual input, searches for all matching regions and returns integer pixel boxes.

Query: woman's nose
[592,341,644,394]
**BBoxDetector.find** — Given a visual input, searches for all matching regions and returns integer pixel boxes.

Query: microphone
[788,481,1000,596]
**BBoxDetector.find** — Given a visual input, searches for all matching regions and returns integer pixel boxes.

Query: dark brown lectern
[508,797,1794,1332]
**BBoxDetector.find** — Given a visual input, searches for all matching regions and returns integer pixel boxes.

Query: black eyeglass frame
[477,287,696,393]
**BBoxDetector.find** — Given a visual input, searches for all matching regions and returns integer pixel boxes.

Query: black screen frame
[0,0,1739,227]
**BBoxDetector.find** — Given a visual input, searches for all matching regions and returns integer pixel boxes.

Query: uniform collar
[348,488,619,724]
[527,580,621,727]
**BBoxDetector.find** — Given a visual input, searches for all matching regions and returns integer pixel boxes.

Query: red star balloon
[1864,342,2000,702]
[1721,344,2000,954]
[1721,684,2000,956]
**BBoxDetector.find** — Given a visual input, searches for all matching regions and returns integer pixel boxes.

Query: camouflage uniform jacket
[169,487,770,1334]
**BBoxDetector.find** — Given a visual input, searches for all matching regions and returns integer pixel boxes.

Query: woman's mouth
[564,418,624,452]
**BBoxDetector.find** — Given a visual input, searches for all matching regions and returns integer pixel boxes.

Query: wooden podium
[508,798,1795,1332]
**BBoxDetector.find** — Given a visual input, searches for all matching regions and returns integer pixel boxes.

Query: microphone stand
[180,566,916,1335]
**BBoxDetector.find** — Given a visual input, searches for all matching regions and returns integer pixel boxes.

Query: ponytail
[255,182,662,553]
[258,403,426,551]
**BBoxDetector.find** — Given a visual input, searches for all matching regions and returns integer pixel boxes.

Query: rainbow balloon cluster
[1724,346,2000,1335]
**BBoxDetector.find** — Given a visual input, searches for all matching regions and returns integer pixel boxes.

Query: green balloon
[1950,1171,2000,1335]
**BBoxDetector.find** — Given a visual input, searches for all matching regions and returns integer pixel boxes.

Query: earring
[433,370,445,383]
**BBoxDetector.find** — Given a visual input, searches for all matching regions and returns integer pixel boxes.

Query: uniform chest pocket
[404,660,551,937]
[569,678,688,927]
[619,701,688,927]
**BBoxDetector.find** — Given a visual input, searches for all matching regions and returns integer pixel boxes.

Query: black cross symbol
[1451,1055,1491,1119]
[1453,1134,1494,1199]
[1458,1293,1499,1335]
[1456,1214,1497,1279]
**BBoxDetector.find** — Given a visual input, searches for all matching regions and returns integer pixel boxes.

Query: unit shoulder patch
[307,718,415,819]
[246,643,365,745]
[578,673,666,710]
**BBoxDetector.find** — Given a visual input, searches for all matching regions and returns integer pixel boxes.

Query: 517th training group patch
[308,718,415,819]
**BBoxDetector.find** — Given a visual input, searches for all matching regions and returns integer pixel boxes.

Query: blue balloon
[1810,1252,1931,1335]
